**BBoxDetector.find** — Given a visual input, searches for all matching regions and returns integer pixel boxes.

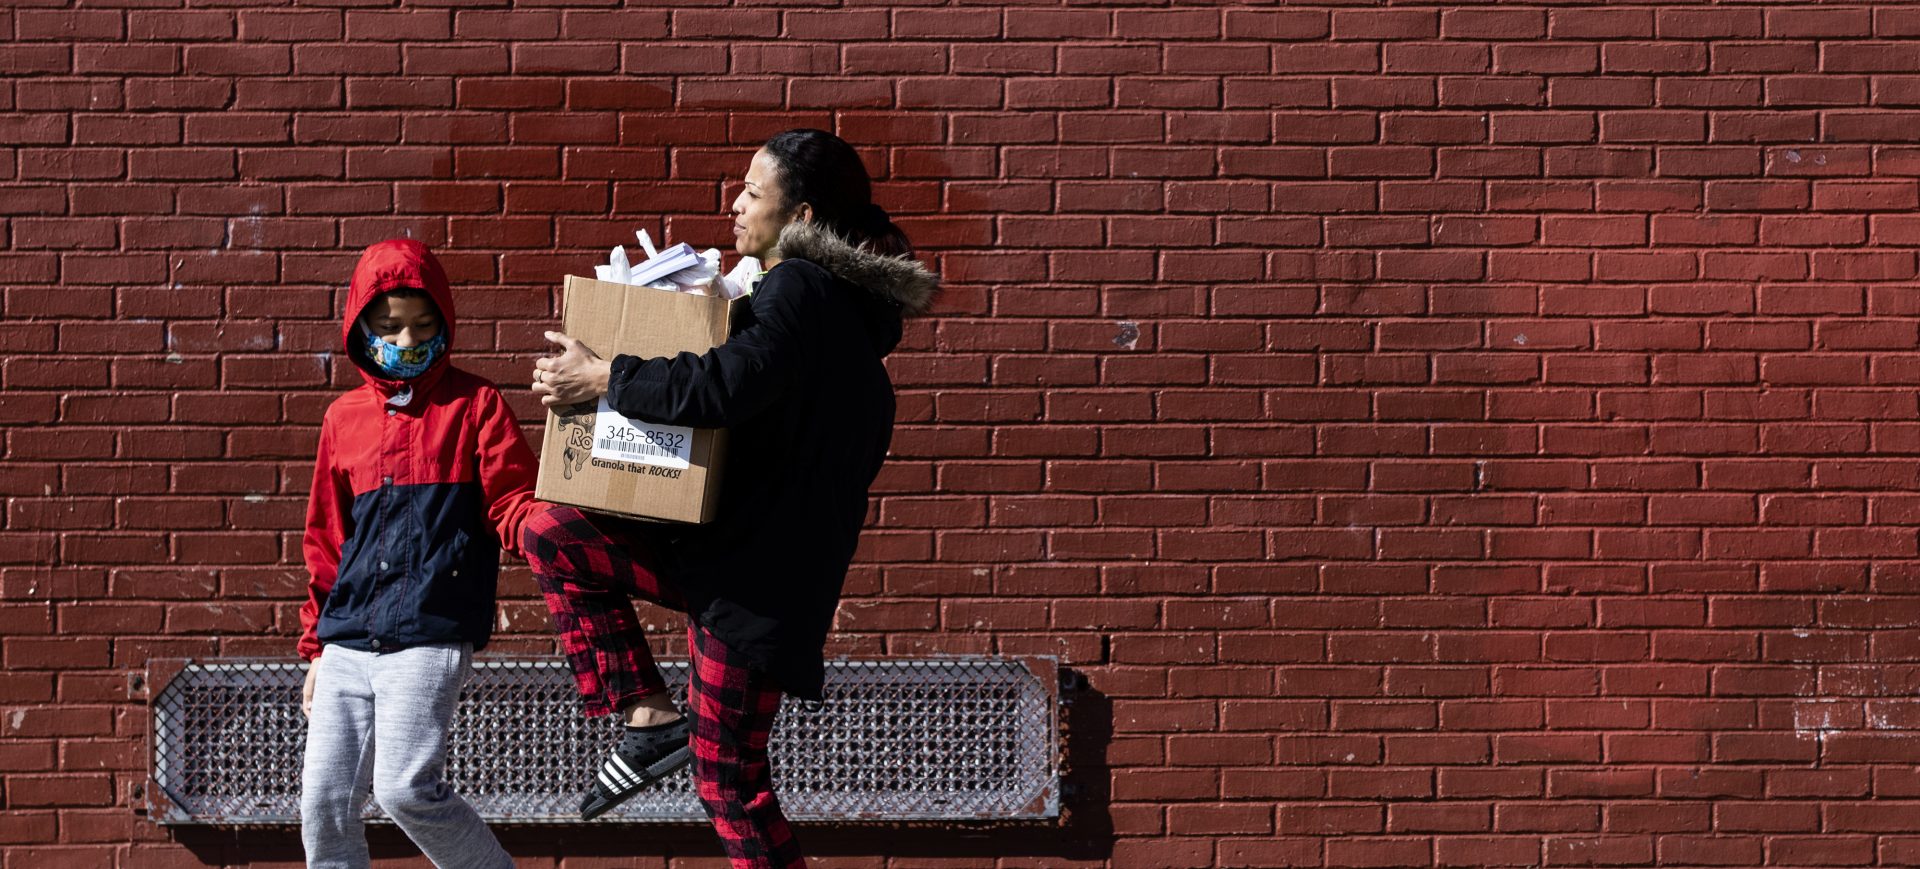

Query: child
[297,238,539,869]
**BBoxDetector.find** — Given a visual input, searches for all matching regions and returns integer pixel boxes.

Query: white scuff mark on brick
[229,204,267,249]
[972,568,989,577]
[1112,321,1139,350]
[7,710,23,730]
[1794,702,1850,743]
[1512,333,1527,345]
[1784,150,1802,163]
[243,494,267,503]
[165,352,183,365]
[1815,154,1828,165]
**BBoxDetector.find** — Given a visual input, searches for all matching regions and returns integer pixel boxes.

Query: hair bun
[862,202,891,230]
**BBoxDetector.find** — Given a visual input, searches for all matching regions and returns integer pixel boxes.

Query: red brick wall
[8,1,1920,866]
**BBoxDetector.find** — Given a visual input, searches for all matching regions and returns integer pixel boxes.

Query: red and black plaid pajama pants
[522,504,805,869]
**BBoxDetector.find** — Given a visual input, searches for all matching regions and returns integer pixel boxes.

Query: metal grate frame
[144,656,1059,825]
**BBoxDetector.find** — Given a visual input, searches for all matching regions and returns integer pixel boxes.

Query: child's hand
[534,331,613,407]
[302,657,320,718]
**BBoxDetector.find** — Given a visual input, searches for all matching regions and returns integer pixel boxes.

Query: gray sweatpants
[300,643,512,869]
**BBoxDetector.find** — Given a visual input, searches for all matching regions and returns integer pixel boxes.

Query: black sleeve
[604,261,825,428]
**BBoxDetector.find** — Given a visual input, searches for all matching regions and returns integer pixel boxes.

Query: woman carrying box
[523,129,938,867]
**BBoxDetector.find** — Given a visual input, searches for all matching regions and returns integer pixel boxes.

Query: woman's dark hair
[761,129,912,258]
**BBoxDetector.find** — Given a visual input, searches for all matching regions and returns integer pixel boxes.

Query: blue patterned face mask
[363,329,446,379]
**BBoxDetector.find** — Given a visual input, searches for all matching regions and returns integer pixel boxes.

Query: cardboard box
[535,275,731,524]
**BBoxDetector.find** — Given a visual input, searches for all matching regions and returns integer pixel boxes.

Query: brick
[346,10,450,41]
[238,10,343,41]
[18,11,123,41]
[1110,838,1213,869]
[5,775,115,808]
[1265,799,1384,837]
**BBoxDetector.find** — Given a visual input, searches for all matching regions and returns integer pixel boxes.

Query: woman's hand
[533,331,613,407]
[302,656,320,718]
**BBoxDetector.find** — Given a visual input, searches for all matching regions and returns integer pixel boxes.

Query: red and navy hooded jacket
[298,239,542,661]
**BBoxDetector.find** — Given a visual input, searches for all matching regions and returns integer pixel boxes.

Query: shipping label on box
[535,275,732,524]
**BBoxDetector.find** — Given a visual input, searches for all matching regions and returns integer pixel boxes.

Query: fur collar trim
[773,222,939,315]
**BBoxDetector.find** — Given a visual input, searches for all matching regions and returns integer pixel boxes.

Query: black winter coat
[604,222,938,700]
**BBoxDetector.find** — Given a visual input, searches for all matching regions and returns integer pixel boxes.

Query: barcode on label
[595,437,684,461]
[590,398,695,471]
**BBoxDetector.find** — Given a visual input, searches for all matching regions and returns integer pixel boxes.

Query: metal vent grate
[145,657,1059,825]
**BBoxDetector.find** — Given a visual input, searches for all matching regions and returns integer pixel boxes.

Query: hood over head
[772,221,939,357]
[342,238,456,392]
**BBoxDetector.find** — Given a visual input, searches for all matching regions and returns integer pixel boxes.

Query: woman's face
[731,149,805,261]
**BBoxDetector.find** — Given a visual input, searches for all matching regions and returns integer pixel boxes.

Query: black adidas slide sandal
[579,717,693,820]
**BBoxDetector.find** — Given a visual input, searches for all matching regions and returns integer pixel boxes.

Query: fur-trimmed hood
[772,221,939,315]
